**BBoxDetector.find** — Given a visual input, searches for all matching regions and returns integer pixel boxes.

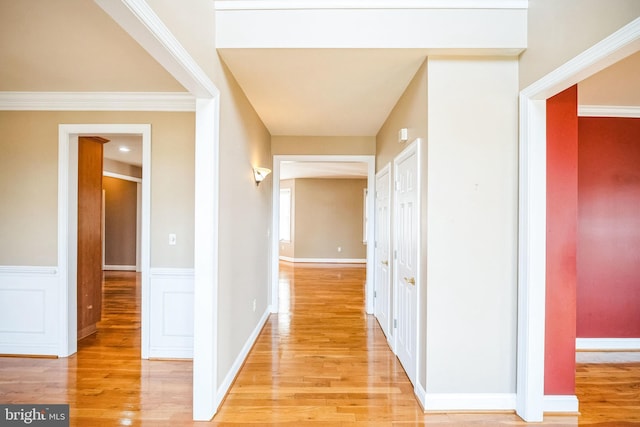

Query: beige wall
[278,179,295,259]
[103,176,137,266]
[0,111,194,268]
[376,60,428,171]
[520,0,640,89]
[272,135,376,155]
[291,178,367,260]
[376,59,428,389]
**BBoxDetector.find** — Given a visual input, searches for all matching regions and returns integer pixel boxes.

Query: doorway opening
[57,124,151,358]
[270,155,376,315]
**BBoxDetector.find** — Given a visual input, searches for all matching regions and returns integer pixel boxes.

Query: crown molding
[0,91,196,112]
[578,105,640,118]
[215,0,528,11]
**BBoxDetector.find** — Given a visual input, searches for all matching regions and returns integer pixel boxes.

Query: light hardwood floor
[0,265,638,426]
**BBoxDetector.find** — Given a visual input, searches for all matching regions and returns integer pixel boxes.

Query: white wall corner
[543,395,579,414]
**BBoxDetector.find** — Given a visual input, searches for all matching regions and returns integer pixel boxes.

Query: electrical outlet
[169,233,177,245]
[337,246,342,253]
[252,299,256,312]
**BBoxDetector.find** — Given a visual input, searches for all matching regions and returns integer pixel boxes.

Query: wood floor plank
[1,266,638,425]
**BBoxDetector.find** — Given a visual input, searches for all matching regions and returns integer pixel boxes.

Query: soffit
[0,0,185,92]
[219,48,429,136]
[281,161,368,180]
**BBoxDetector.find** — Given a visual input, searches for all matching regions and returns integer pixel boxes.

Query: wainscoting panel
[0,267,59,355]
[148,268,194,359]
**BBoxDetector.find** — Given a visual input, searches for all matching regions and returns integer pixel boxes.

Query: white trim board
[516,17,640,423]
[279,256,366,264]
[423,393,517,412]
[543,395,579,414]
[215,0,528,11]
[0,91,195,112]
[576,338,640,351]
[578,105,640,118]
[104,171,142,183]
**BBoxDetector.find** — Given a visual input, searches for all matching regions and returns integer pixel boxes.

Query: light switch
[169,233,177,245]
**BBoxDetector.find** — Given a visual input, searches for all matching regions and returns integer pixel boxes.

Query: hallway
[0,267,638,425]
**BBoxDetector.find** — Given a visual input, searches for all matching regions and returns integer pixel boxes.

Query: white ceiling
[102,134,143,167]
[218,48,429,136]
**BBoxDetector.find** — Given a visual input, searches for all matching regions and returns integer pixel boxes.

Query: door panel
[394,143,418,385]
[374,166,392,342]
[77,136,107,340]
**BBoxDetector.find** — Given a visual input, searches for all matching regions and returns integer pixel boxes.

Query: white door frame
[516,18,640,422]
[270,155,376,314]
[57,124,151,358]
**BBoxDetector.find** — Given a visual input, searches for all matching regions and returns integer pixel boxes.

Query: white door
[374,165,392,342]
[394,141,419,385]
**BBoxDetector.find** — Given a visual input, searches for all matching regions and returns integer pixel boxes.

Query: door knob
[404,277,415,285]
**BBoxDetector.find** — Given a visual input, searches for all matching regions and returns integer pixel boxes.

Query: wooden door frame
[516,19,640,421]
[57,124,151,358]
[270,155,376,314]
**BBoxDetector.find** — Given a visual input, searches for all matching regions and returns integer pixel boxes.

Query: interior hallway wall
[577,116,640,338]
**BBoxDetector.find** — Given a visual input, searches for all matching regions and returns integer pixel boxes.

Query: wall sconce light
[398,128,408,143]
[253,166,272,186]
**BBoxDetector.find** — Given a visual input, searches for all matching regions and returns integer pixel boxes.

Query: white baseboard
[279,256,366,264]
[415,383,427,411]
[422,393,517,412]
[103,265,137,271]
[576,338,640,351]
[543,395,579,414]
[216,308,270,408]
[0,266,60,356]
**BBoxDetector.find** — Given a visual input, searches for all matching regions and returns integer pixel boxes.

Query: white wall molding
[543,395,579,414]
[0,91,195,112]
[148,268,194,359]
[216,308,270,409]
[576,338,640,351]
[423,393,517,412]
[517,17,640,423]
[0,266,60,356]
[578,105,640,118]
[279,256,366,264]
[216,0,527,11]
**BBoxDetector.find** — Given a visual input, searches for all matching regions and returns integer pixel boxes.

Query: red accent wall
[545,85,578,395]
[577,117,640,338]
